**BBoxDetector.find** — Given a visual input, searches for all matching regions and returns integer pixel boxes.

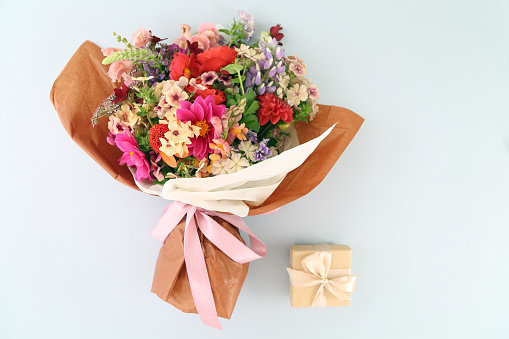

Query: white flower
[225,153,250,173]
[238,141,258,162]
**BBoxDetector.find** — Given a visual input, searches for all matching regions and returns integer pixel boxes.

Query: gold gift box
[289,244,352,308]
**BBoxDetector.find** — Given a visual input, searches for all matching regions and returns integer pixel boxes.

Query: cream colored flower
[211,158,228,175]
[165,85,188,108]
[225,153,250,173]
[115,104,139,128]
[235,44,263,61]
[286,83,308,106]
[176,76,189,88]
[164,120,192,145]
[238,141,257,162]
[163,107,178,122]
[152,81,164,98]
[180,120,201,138]
[190,78,207,90]
[159,138,188,158]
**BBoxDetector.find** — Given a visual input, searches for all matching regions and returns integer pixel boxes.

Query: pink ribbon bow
[151,201,266,330]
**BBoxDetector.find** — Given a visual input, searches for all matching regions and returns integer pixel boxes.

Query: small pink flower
[108,116,128,135]
[106,60,133,83]
[131,27,152,48]
[307,86,320,100]
[197,22,220,48]
[189,33,210,51]
[210,116,223,136]
[101,47,121,57]
[150,152,164,181]
[290,62,306,77]
[174,24,192,50]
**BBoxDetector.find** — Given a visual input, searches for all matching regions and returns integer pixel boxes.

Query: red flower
[257,93,294,125]
[148,124,169,153]
[196,46,237,74]
[193,87,226,105]
[169,52,201,81]
[270,24,284,45]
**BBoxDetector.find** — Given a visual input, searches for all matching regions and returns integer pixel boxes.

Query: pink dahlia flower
[176,95,226,160]
[115,130,151,181]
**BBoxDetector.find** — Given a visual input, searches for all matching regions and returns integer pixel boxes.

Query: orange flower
[169,52,201,81]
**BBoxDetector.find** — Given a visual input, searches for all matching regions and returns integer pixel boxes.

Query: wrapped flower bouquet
[51,10,364,330]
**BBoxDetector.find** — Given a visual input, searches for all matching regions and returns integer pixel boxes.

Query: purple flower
[246,130,258,143]
[254,138,272,162]
[115,130,151,181]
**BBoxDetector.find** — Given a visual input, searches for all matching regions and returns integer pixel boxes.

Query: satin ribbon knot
[287,244,357,307]
[151,201,266,330]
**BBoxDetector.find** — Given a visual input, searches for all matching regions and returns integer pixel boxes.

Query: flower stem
[237,70,245,95]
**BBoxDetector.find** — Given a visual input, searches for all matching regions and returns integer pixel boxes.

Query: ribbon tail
[325,284,351,301]
[209,212,266,258]
[311,284,327,307]
[196,213,264,263]
[183,207,222,330]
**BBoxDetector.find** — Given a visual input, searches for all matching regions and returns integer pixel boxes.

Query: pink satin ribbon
[151,201,267,330]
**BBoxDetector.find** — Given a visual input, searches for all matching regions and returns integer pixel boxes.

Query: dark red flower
[149,32,167,45]
[187,40,204,55]
[169,52,201,81]
[113,84,129,104]
[257,93,294,125]
[196,46,237,74]
[270,24,284,45]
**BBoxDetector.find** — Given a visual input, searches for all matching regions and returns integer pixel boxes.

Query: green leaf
[226,99,237,107]
[219,28,231,34]
[221,63,244,74]
[244,88,255,104]
[244,101,259,116]
[240,114,261,133]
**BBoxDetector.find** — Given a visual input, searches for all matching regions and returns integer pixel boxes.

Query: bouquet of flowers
[51,10,364,330]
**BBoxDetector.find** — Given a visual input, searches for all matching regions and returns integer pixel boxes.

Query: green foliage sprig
[102,47,160,66]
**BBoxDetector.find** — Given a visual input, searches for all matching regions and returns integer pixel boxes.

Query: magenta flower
[115,130,151,181]
[176,95,225,160]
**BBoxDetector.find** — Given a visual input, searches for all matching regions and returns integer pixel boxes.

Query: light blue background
[1,0,509,338]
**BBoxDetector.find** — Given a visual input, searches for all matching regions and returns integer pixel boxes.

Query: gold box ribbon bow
[287,244,357,307]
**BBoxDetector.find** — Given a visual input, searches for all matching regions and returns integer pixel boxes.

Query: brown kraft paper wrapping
[50,41,364,318]
[151,216,248,319]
